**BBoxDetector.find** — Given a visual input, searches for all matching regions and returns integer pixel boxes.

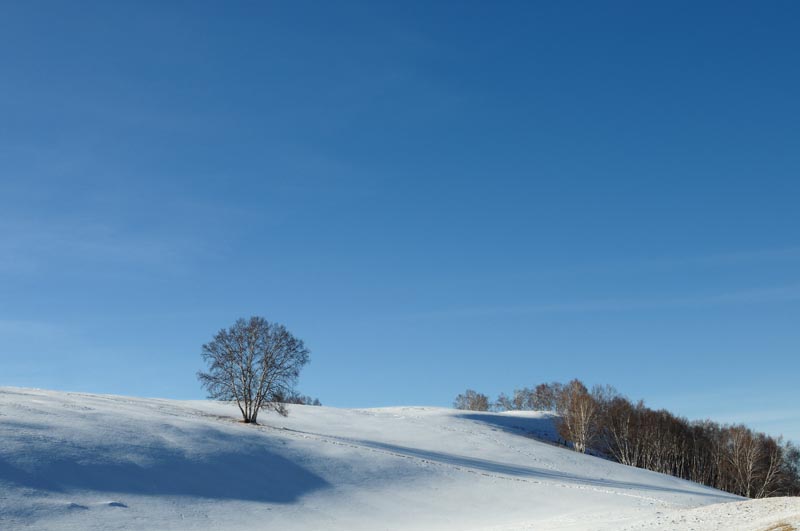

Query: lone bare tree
[198,316,310,424]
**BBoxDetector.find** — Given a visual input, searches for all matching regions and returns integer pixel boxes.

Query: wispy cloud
[526,246,800,280]
[710,409,800,427]
[414,284,800,319]
[0,218,201,274]
[635,247,800,269]
[0,319,65,338]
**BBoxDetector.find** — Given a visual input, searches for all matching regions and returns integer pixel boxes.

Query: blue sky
[1,1,798,441]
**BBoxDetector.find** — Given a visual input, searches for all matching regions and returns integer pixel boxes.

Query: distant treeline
[280,392,322,406]
[454,382,800,498]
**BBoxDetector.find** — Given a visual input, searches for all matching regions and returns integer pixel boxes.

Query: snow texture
[0,387,796,530]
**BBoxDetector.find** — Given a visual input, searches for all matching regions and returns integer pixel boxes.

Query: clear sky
[1,1,798,442]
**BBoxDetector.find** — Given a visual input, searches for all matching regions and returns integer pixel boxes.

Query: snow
[0,387,796,530]
[618,497,800,531]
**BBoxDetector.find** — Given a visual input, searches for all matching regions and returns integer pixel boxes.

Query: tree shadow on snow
[455,412,561,441]
[0,425,328,503]
[348,438,739,500]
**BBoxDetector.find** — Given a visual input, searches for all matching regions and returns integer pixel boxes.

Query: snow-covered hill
[0,387,796,530]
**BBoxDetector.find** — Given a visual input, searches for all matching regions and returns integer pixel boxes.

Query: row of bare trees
[591,389,799,498]
[455,381,800,498]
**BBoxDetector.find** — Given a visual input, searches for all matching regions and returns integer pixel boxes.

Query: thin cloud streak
[0,319,65,338]
[0,218,202,274]
[710,409,800,426]
[637,247,800,269]
[414,284,800,319]
[525,246,800,280]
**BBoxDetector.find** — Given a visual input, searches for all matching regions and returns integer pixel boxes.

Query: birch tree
[198,316,310,424]
[727,425,762,498]
[555,379,600,453]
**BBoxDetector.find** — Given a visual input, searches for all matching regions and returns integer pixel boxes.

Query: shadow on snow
[455,412,561,441]
[0,424,328,503]
[347,437,738,500]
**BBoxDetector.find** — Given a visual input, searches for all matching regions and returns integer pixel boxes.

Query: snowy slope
[1,387,792,531]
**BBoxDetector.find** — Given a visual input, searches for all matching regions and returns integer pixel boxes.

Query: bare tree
[532,382,562,411]
[601,396,645,466]
[198,316,310,424]
[555,379,600,453]
[727,424,763,498]
[755,435,784,498]
[494,392,515,412]
[454,389,490,411]
[494,388,536,411]
[780,442,800,495]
